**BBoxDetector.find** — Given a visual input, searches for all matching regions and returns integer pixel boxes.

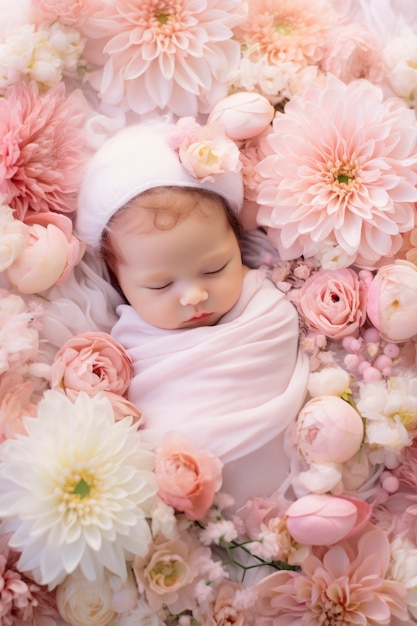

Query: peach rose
[6,213,85,294]
[297,268,367,339]
[366,260,417,342]
[195,581,252,626]
[208,91,275,141]
[155,435,223,520]
[50,331,133,397]
[296,395,364,465]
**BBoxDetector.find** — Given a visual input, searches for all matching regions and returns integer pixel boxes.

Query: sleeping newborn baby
[76,121,309,509]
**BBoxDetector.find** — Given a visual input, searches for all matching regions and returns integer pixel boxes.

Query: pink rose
[366,260,417,342]
[208,91,275,141]
[296,395,364,464]
[298,268,367,339]
[286,494,372,546]
[155,435,223,520]
[195,581,252,626]
[6,213,85,294]
[50,331,133,397]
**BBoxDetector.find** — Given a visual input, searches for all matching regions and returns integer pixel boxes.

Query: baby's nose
[180,285,209,306]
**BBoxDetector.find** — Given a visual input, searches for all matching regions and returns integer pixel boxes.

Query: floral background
[1,0,417,624]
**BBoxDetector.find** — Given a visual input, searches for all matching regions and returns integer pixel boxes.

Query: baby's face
[111,190,245,329]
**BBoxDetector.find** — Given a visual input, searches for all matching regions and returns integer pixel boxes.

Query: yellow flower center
[273,21,292,36]
[156,12,170,24]
[55,466,102,519]
[326,158,360,196]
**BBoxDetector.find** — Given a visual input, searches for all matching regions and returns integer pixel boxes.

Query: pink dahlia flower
[256,76,417,268]
[233,0,334,66]
[84,0,246,117]
[0,81,88,221]
[255,525,409,625]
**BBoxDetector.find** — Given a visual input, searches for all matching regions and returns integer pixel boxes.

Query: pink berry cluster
[342,327,401,383]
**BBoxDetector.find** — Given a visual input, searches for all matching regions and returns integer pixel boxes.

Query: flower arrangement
[1,0,417,625]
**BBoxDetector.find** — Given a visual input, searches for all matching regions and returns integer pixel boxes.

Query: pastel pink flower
[296,395,364,465]
[155,435,223,520]
[236,497,281,539]
[208,92,275,141]
[256,75,417,268]
[6,213,85,294]
[50,331,133,397]
[297,268,367,339]
[366,260,417,343]
[0,374,40,443]
[31,0,100,27]
[194,581,253,626]
[0,534,59,626]
[285,494,372,546]
[233,0,334,67]
[83,0,246,117]
[0,80,88,220]
[255,525,409,625]
[321,23,384,84]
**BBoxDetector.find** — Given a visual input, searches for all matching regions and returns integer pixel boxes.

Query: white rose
[389,535,417,619]
[307,367,351,398]
[0,205,28,271]
[56,571,116,626]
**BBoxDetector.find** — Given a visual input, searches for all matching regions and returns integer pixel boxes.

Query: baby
[76,121,309,508]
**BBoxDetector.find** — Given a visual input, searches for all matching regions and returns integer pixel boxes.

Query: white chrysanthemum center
[325,158,361,197]
[55,466,102,520]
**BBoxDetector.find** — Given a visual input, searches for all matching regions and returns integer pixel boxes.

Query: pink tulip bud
[286,494,358,545]
[366,260,417,342]
[296,395,364,464]
[208,92,275,141]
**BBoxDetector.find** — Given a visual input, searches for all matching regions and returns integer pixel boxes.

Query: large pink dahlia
[84,0,246,117]
[255,526,409,626]
[0,81,88,221]
[256,76,417,268]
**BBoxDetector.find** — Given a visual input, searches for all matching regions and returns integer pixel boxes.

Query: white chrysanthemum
[0,391,158,588]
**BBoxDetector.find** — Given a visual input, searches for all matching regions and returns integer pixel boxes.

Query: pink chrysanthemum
[84,0,246,117]
[0,535,59,626]
[255,525,409,626]
[0,81,88,221]
[233,0,334,66]
[256,76,417,268]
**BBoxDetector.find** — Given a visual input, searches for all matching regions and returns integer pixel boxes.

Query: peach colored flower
[257,75,417,268]
[233,0,334,67]
[194,581,253,626]
[0,374,40,443]
[7,213,85,294]
[0,534,59,626]
[31,0,100,27]
[84,0,246,117]
[155,435,223,520]
[296,395,364,465]
[321,23,384,84]
[50,331,133,397]
[255,526,409,625]
[103,391,143,426]
[208,92,275,141]
[0,80,88,220]
[367,260,417,343]
[297,268,367,339]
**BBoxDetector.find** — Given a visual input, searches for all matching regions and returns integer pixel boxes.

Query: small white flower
[0,203,28,271]
[0,391,158,588]
[389,535,417,619]
[308,367,351,398]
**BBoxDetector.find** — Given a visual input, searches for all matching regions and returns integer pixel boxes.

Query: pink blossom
[208,92,275,141]
[0,374,40,442]
[255,525,409,625]
[297,268,367,340]
[321,23,384,84]
[30,0,100,27]
[50,331,133,397]
[233,0,334,67]
[285,494,372,546]
[0,534,59,626]
[393,438,417,491]
[257,75,417,268]
[367,260,417,342]
[235,497,281,539]
[296,395,364,464]
[7,213,85,294]
[0,292,40,375]
[0,80,88,220]
[194,581,253,626]
[83,0,246,117]
[155,435,223,520]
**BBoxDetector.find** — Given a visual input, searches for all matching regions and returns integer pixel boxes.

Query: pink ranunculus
[102,391,144,426]
[285,493,372,546]
[50,331,133,397]
[296,395,364,464]
[6,213,85,294]
[366,260,417,343]
[208,92,275,141]
[236,497,281,539]
[297,268,367,339]
[155,435,223,520]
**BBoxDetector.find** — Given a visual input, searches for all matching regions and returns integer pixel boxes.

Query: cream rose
[56,571,116,626]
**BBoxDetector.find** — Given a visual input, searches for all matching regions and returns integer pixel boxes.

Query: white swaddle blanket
[112,269,309,507]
